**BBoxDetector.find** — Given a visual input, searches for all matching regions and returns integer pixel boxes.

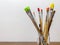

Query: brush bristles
[24,6,30,12]
[50,3,54,9]
[37,8,40,12]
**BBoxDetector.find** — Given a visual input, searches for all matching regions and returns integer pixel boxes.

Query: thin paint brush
[24,6,42,34]
[37,8,42,32]
[40,8,43,25]
[44,8,49,39]
[44,7,49,35]
[44,7,49,40]
[48,3,55,31]
[46,7,49,22]
[41,9,43,28]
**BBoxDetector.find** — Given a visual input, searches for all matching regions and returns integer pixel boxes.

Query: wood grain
[0,42,60,45]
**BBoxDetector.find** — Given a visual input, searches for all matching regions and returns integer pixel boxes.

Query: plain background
[0,0,60,42]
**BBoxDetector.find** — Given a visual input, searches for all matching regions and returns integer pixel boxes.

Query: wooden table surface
[0,42,60,45]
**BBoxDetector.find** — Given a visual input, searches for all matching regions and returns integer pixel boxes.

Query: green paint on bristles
[24,6,30,12]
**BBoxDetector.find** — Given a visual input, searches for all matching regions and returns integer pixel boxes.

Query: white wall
[0,0,60,42]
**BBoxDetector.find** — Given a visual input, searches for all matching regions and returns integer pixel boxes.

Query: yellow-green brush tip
[24,6,30,12]
[50,3,54,9]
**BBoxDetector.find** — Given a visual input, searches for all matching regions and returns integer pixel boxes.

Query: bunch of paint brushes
[24,3,56,45]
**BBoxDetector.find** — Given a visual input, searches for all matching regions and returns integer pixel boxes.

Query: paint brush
[37,8,42,32]
[44,7,49,37]
[24,6,42,34]
[48,3,55,31]
[46,7,49,22]
[44,7,49,41]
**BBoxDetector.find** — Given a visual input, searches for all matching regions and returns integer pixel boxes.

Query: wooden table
[0,42,60,45]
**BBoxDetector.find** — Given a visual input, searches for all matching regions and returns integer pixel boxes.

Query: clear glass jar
[37,33,50,45]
